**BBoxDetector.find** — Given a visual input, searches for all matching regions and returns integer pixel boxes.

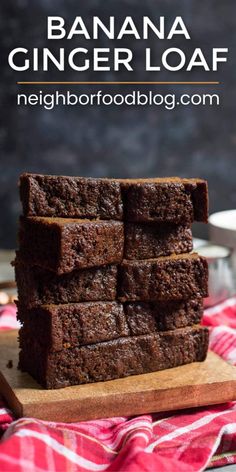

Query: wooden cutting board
[1,330,236,423]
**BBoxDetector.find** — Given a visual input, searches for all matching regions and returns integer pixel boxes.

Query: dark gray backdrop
[1,0,236,248]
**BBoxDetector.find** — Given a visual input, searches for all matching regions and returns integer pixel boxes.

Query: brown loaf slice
[124,222,193,259]
[17,298,203,352]
[19,173,123,220]
[120,177,208,223]
[119,253,208,302]
[18,217,124,274]
[14,256,118,307]
[19,174,208,223]
[17,302,130,351]
[18,325,209,389]
[125,299,203,334]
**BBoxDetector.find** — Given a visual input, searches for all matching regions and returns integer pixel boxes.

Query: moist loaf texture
[14,256,117,307]
[120,178,208,223]
[119,253,208,302]
[17,298,203,352]
[18,302,129,351]
[20,174,208,223]
[124,222,193,259]
[20,173,123,220]
[125,298,203,334]
[18,326,209,389]
[18,217,124,274]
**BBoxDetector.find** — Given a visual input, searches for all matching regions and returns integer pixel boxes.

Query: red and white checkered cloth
[1,299,236,472]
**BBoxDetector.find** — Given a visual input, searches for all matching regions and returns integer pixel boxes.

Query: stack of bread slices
[15,174,209,389]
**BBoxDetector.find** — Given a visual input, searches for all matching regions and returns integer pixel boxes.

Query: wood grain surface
[1,330,236,423]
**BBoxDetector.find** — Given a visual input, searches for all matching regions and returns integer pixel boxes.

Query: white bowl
[209,210,236,248]
[196,243,234,307]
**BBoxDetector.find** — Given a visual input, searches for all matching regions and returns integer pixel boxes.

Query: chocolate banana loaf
[19,325,209,389]
[20,173,123,220]
[119,253,208,302]
[18,302,129,351]
[18,217,124,274]
[19,174,208,223]
[124,222,193,259]
[120,177,208,223]
[17,298,203,351]
[125,298,203,334]
[14,257,117,307]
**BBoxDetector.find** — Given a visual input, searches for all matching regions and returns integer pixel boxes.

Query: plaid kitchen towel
[0,298,236,472]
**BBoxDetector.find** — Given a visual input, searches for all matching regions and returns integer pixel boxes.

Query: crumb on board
[6,360,13,369]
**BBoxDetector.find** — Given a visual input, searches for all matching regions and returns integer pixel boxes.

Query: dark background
[1,0,235,248]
